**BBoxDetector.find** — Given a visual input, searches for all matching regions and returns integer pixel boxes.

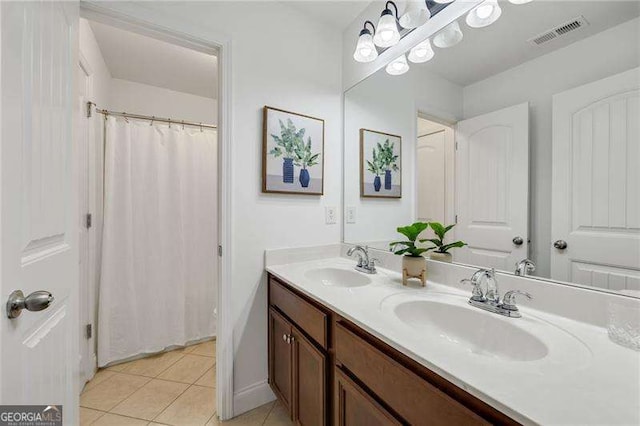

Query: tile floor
[80,340,292,426]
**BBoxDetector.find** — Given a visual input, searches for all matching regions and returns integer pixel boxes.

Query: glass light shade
[509,0,532,3]
[433,0,454,3]
[374,11,401,47]
[386,54,410,75]
[433,21,463,48]
[466,0,502,28]
[399,1,430,29]
[408,39,434,63]
[353,31,378,63]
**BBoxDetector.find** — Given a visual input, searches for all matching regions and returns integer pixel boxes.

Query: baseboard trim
[232,380,276,417]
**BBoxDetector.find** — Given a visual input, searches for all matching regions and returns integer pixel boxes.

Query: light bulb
[399,0,430,29]
[386,54,409,76]
[466,0,502,28]
[433,21,463,48]
[408,38,434,63]
[374,8,401,48]
[353,28,378,63]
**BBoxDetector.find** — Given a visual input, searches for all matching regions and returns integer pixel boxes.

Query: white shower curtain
[98,116,217,366]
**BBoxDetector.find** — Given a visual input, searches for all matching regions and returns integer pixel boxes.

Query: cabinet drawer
[269,277,328,348]
[335,322,489,426]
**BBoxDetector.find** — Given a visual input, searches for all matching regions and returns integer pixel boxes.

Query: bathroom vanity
[267,272,516,425]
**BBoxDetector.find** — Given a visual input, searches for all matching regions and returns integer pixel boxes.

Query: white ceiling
[281,0,372,30]
[417,1,640,86]
[89,20,218,99]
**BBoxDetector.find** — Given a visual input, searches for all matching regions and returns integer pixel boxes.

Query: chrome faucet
[515,259,536,276]
[346,245,377,274]
[460,268,533,318]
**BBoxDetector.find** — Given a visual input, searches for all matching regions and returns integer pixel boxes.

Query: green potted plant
[366,146,384,192]
[423,222,467,263]
[389,222,433,286]
[269,118,305,184]
[377,139,399,190]
[293,136,320,188]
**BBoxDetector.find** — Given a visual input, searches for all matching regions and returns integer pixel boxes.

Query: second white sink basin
[304,267,372,288]
[395,299,548,361]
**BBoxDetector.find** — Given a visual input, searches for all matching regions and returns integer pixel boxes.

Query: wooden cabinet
[267,274,518,426]
[334,367,401,426]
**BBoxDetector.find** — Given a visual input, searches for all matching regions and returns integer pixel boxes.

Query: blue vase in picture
[384,170,392,190]
[282,158,294,183]
[299,168,310,188]
[374,176,382,192]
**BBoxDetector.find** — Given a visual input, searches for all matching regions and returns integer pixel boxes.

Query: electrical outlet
[325,206,337,224]
[346,206,356,224]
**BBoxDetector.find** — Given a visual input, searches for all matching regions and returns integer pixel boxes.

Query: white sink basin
[304,267,372,288]
[394,299,548,361]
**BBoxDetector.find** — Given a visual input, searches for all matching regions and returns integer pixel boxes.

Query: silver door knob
[553,240,568,250]
[512,236,524,246]
[6,290,54,319]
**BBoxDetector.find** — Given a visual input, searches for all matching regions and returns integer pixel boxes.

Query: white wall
[344,67,462,245]
[463,17,640,278]
[108,78,217,125]
[84,1,344,415]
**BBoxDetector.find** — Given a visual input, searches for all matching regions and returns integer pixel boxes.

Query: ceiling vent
[528,15,590,46]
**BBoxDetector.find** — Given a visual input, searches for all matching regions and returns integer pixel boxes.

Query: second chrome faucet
[461,268,532,318]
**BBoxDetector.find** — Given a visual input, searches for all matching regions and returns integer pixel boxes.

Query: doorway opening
[78,16,221,424]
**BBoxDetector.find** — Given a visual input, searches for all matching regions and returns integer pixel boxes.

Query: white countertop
[266,257,640,426]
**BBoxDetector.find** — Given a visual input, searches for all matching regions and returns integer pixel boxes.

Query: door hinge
[218,245,223,257]
[85,213,92,229]
[455,141,459,150]
[455,214,458,224]
[85,324,92,339]
[86,101,93,118]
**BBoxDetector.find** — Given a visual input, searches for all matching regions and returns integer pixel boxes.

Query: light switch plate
[346,206,356,224]
[325,206,337,224]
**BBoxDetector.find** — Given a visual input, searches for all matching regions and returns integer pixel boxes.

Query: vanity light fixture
[433,20,463,48]
[408,38,434,63]
[466,0,502,28]
[433,0,454,3]
[373,1,402,48]
[386,54,410,75]
[353,20,378,63]
[509,0,533,3]
[399,0,431,29]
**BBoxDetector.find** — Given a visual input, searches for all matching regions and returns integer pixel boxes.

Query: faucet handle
[500,290,533,311]
[460,278,486,302]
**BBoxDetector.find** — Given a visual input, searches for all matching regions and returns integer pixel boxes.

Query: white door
[455,103,529,271]
[0,1,80,422]
[551,68,640,292]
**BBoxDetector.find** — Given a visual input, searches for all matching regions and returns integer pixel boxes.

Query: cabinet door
[334,368,401,426]
[269,308,293,415]
[292,328,327,426]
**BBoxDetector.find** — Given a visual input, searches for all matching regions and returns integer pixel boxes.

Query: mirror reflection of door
[455,103,530,272]
[552,68,640,294]
[416,117,455,245]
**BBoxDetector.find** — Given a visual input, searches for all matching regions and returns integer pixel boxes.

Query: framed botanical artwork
[360,128,402,198]
[262,106,325,195]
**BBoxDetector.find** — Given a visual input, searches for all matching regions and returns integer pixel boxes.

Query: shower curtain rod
[88,102,217,130]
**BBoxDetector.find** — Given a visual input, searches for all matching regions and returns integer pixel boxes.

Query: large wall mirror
[344,0,640,297]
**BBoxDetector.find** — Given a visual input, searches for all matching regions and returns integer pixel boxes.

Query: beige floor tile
[80,373,151,411]
[91,413,149,426]
[157,354,215,384]
[118,351,184,377]
[218,401,274,426]
[190,340,216,357]
[154,385,216,426]
[195,366,216,388]
[110,379,189,420]
[80,407,105,425]
[82,370,117,394]
[105,363,127,372]
[263,401,293,426]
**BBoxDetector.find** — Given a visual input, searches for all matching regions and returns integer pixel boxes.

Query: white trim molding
[233,380,276,417]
